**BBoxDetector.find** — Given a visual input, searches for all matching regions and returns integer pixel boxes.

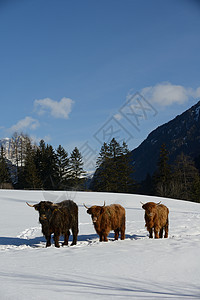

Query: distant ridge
[130,100,200,182]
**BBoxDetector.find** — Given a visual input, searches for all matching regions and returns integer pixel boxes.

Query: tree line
[91,141,200,202]
[90,138,135,193]
[141,144,200,203]
[0,134,200,203]
[0,133,85,190]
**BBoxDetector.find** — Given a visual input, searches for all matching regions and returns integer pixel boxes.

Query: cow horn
[26,202,35,208]
[140,201,144,205]
[103,201,105,207]
[157,201,161,205]
[83,203,89,209]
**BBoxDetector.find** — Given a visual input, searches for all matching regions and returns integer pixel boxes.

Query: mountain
[131,100,200,182]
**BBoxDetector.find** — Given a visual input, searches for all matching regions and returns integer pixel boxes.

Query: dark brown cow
[141,201,169,239]
[84,202,125,242]
[27,200,78,247]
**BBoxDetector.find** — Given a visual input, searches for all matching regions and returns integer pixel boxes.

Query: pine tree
[93,142,111,191]
[192,175,200,203]
[153,144,171,197]
[109,138,123,159]
[139,173,153,195]
[23,140,42,189]
[117,142,135,193]
[35,140,58,189]
[0,146,11,186]
[171,153,199,201]
[92,139,135,193]
[56,145,70,189]
[96,142,110,168]
[69,147,85,188]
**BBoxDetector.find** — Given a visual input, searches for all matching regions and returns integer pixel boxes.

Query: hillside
[131,100,200,182]
[0,190,200,299]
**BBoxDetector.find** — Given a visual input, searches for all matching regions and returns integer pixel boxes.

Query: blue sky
[0,0,200,171]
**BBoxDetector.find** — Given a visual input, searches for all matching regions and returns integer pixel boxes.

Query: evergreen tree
[0,146,11,185]
[96,142,110,168]
[92,139,135,193]
[153,144,171,197]
[56,145,70,189]
[171,153,199,201]
[35,140,58,189]
[69,147,85,188]
[109,138,123,158]
[118,141,136,193]
[192,175,200,203]
[23,140,42,189]
[138,173,153,196]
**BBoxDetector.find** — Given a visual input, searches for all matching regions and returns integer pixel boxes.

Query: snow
[194,106,200,121]
[0,190,200,299]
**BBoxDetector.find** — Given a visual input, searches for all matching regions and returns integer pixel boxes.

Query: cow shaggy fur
[142,202,169,238]
[85,203,126,242]
[27,200,78,247]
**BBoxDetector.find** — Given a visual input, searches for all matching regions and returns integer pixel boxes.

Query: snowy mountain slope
[0,190,200,299]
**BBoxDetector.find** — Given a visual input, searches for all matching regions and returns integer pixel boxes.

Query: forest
[0,133,200,203]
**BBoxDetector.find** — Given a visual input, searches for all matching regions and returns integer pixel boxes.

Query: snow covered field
[0,190,200,299]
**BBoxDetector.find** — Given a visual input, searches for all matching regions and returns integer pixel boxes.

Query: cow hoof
[70,243,76,246]
[62,243,68,246]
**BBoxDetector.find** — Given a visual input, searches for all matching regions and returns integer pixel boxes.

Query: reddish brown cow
[84,202,126,242]
[141,201,169,239]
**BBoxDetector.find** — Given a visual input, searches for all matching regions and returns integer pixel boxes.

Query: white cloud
[141,82,200,106]
[9,117,40,133]
[34,97,74,119]
[30,134,51,144]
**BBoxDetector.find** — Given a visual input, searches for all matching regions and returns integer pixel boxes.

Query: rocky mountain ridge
[130,100,200,182]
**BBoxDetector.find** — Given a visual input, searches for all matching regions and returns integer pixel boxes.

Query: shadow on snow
[0,232,144,248]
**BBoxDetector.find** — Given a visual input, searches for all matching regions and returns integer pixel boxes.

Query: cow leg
[103,235,108,242]
[114,229,119,240]
[164,219,169,238]
[159,227,164,238]
[62,230,70,246]
[99,234,103,242]
[45,235,51,247]
[154,227,159,239]
[71,230,78,246]
[53,234,60,248]
[149,228,153,238]
[120,225,125,240]
[71,222,78,246]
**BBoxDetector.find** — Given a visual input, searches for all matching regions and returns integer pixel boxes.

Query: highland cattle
[26,200,78,247]
[84,202,125,242]
[141,201,169,238]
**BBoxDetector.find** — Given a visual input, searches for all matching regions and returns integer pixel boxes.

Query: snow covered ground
[0,190,200,299]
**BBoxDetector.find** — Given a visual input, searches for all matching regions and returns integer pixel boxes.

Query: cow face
[34,201,54,223]
[27,201,58,224]
[142,202,158,218]
[86,206,104,224]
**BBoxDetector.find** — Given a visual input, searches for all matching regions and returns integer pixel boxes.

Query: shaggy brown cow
[27,200,78,247]
[84,202,125,242]
[141,202,169,239]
